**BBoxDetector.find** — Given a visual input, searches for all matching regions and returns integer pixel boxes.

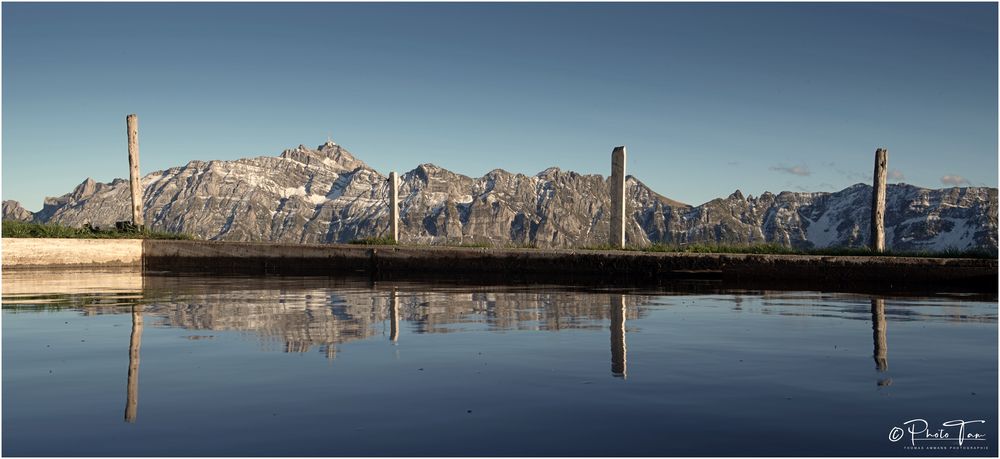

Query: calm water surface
[2,270,997,456]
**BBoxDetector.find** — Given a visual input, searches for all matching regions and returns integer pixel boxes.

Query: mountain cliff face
[2,200,33,222]
[7,141,998,252]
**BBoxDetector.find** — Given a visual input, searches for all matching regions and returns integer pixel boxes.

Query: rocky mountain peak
[486,168,513,178]
[412,163,444,181]
[279,142,367,172]
[537,167,561,178]
[2,200,33,222]
[71,177,98,201]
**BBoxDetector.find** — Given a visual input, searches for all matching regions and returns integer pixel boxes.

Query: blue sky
[3,2,997,210]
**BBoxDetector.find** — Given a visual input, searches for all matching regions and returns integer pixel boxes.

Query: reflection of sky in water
[2,272,997,456]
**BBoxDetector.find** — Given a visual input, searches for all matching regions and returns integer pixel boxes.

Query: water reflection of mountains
[142,288,646,357]
[1,274,636,357]
[4,272,995,359]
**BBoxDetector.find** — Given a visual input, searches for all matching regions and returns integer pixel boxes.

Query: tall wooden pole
[126,114,143,227]
[389,172,399,243]
[610,146,627,248]
[870,148,888,252]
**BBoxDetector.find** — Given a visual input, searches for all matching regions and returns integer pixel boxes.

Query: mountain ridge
[4,142,997,252]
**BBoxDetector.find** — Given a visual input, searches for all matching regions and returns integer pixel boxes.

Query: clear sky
[3,2,997,210]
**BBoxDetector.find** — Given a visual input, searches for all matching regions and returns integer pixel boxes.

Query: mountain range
[3,141,997,252]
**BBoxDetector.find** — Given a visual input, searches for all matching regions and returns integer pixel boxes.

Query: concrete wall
[3,238,996,293]
[2,238,143,268]
[143,240,999,293]
[142,239,372,275]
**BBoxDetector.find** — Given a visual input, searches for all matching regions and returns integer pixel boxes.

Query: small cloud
[836,169,868,182]
[793,184,834,192]
[727,161,741,166]
[940,175,971,187]
[770,164,811,176]
[888,169,905,181]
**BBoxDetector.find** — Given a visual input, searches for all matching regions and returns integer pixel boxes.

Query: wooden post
[610,146,627,248]
[126,114,143,227]
[610,294,627,378]
[870,148,888,252]
[389,171,399,243]
[124,305,143,423]
[871,298,887,372]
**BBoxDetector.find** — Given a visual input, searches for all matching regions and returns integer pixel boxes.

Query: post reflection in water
[610,294,627,379]
[871,298,891,386]
[389,288,399,343]
[125,305,143,423]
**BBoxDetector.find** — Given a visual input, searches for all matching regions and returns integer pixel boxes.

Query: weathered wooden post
[870,148,888,252]
[124,305,143,423]
[610,146,627,248]
[610,294,627,378]
[389,287,399,342]
[389,171,399,243]
[126,114,143,227]
[871,298,887,372]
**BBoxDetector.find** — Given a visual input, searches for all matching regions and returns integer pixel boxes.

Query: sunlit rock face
[2,200,33,222]
[25,141,998,252]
